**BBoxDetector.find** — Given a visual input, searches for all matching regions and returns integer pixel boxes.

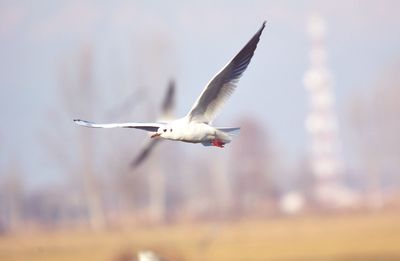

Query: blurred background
[1,1,400,260]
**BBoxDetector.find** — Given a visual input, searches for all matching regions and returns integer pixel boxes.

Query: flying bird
[131,80,176,168]
[74,21,266,148]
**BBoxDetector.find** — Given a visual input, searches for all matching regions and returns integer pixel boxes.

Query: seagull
[74,21,266,148]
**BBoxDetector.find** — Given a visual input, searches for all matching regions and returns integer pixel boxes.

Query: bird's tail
[217,127,241,136]
[201,127,240,147]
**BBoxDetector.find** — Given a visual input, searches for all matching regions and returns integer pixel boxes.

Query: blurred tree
[43,45,106,230]
[184,156,218,220]
[71,46,106,229]
[348,62,400,208]
[128,31,177,224]
[0,159,24,232]
[229,117,279,216]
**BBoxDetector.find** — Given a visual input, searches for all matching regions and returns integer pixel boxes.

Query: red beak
[151,133,161,138]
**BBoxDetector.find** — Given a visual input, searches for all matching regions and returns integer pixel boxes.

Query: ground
[1,211,400,261]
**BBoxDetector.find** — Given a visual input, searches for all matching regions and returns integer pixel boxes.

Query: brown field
[1,211,400,261]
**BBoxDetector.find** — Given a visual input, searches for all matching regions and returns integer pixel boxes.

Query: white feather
[73,119,164,132]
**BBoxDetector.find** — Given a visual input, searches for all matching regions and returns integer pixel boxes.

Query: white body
[158,117,232,145]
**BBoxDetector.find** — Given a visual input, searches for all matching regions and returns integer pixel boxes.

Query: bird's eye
[170,129,173,132]
[163,129,167,132]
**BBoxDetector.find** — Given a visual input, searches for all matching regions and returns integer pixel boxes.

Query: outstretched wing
[160,79,176,119]
[131,139,162,168]
[74,119,163,132]
[186,21,266,123]
[161,80,175,115]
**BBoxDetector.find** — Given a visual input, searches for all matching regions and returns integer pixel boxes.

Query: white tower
[303,15,357,208]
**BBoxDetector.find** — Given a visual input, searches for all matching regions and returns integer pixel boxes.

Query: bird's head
[151,125,176,139]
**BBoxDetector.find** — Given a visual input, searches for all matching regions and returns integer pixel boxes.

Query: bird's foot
[211,139,225,148]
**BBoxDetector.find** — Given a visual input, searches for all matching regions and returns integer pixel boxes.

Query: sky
[1,0,400,188]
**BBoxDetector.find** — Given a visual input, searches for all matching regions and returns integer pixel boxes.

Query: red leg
[211,139,225,148]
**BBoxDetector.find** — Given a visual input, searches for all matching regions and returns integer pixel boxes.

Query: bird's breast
[179,123,215,143]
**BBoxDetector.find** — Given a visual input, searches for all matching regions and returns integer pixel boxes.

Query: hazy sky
[1,0,400,188]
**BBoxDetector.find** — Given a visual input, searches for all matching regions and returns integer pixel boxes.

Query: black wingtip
[251,21,266,40]
[73,119,79,122]
[260,21,267,31]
